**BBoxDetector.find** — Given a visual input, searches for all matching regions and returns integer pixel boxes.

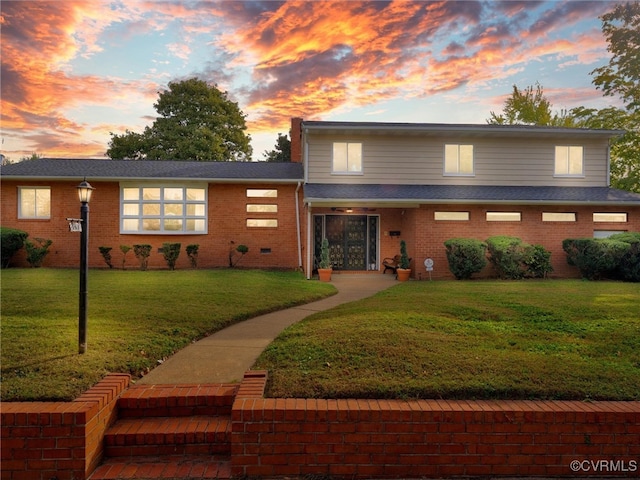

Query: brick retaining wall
[1,374,130,480]
[231,371,640,478]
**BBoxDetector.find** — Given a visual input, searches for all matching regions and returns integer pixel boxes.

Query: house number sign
[67,218,83,232]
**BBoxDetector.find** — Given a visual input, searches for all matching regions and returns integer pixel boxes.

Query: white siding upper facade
[303,125,614,187]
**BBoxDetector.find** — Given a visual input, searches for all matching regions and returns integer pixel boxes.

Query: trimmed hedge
[444,238,487,280]
[1,227,28,268]
[486,236,553,279]
[562,236,638,281]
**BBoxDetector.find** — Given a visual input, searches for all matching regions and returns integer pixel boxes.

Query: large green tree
[107,78,252,161]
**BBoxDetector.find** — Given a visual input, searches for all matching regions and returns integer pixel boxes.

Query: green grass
[1,269,335,401]
[254,280,640,401]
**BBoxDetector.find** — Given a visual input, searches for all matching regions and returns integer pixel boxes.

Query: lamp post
[77,180,94,354]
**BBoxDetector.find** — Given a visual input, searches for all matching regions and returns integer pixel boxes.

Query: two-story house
[2,117,639,278]
[294,119,640,278]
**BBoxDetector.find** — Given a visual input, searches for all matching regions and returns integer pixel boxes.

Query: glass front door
[314,214,378,271]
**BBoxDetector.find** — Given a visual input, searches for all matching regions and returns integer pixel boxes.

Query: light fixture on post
[77,179,94,354]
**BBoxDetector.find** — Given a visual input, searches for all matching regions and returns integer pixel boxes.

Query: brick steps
[89,384,238,479]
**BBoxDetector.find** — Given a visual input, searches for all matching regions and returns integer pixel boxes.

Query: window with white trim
[247,219,278,228]
[247,189,277,198]
[554,146,583,176]
[120,185,207,234]
[542,212,576,222]
[246,204,278,213]
[434,211,469,221]
[332,142,362,173]
[593,212,627,223]
[444,144,474,175]
[18,187,51,219]
[486,211,521,222]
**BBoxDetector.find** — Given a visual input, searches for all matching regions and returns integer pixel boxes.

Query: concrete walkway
[138,273,397,385]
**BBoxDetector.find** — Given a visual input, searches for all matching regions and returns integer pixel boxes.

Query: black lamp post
[77,179,94,354]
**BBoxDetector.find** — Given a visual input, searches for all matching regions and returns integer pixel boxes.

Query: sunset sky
[0,0,620,161]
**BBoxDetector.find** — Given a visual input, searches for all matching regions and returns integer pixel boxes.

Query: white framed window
[434,211,469,221]
[444,144,474,175]
[247,219,278,228]
[486,212,521,222]
[247,189,277,198]
[246,204,278,213]
[554,146,584,176]
[332,142,362,173]
[542,212,576,222]
[120,184,207,234]
[593,212,627,223]
[18,187,51,219]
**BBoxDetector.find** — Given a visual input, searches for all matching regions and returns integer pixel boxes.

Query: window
[18,187,51,219]
[121,185,207,234]
[434,211,469,221]
[332,142,362,173]
[554,146,583,176]
[594,230,626,238]
[486,212,521,222]
[542,212,576,222]
[593,212,627,223]
[247,219,278,228]
[246,204,278,213]
[247,189,277,198]
[444,144,474,175]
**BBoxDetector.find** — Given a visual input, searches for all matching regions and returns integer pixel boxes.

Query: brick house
[2,118,640,278]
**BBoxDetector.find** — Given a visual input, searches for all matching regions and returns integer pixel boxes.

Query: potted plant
[397,240,411,281]
[318,238,332,282]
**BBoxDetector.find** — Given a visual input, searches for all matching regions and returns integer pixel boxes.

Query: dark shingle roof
[0,158,304,182]
[304,183,640,205]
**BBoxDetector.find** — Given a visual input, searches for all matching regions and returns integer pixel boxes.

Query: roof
[0,158,304,183]
[304,183,640,206]
[301,121,625,139]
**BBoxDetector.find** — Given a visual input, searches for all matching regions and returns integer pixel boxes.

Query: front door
[314,215,378,271]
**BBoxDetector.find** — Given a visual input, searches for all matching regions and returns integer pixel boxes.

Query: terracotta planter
[396,268,411,282]
[318,268,332,282]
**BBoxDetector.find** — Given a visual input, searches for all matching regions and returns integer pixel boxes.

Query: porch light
[77,179,95,204]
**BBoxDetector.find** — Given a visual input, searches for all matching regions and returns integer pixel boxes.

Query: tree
[107,78,252,161]
[263,133,291,162]
[591,2,640,110]
[488,83,576,127]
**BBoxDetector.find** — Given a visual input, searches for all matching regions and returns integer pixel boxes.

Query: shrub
[562,238,629,280]
[25,237,53,267]
[98,246,113,269]
[609,232,640,282]
[133,244,152,271]
[120,245,131,270]
[229,242,249,267]
[318,238,331,269]
[186,244,199,268]
[399,240,410,269]
[523,244,554,279]
[162,243,181,270]
[1,227,28,268]
[486,236,526,279]
[444,238,487,280]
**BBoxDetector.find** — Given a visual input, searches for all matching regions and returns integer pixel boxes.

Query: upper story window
[18,187,51,219]
[120,184,207,234]
[444,144,474,175]
[332,142,362,174]
[554,146,584,176]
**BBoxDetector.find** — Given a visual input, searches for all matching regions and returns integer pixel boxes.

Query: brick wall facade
[0,374,130,480]
[231,372,640,479]
[1,180,304,271]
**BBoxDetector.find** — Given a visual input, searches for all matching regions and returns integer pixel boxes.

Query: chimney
[290,117,303,163]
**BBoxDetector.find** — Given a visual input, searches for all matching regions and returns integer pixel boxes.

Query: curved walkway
[138,273,397,385]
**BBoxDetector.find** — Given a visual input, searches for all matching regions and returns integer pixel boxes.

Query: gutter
[295,182,302,270]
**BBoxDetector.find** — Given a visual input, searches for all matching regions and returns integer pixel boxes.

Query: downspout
[606,141,612,186]
[306,203,312,279]
[295,181,302,270]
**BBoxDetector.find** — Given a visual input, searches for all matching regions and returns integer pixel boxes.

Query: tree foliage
[488,83,575,127]
[263,133,291,162]
[107,78,252,161]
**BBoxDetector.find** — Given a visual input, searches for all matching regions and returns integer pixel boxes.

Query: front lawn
[254,280,640,401]
[0,269,335,401]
